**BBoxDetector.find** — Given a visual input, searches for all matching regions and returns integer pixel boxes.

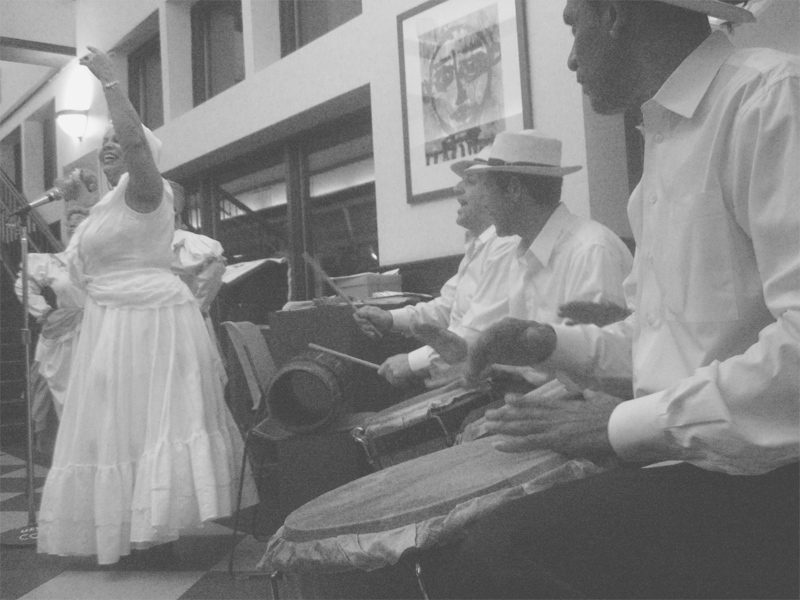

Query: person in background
[423,1,799,598]
[168,180,227,358]
[36,47,255,566]
[353,148,518,388]
[14,193,88,450]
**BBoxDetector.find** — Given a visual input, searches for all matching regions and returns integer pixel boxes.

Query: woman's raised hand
[79,46,116,86]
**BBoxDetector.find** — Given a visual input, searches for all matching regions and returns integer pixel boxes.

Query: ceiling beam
[0,37,75,68]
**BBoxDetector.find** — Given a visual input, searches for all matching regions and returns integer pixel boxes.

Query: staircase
[0,169,63,445]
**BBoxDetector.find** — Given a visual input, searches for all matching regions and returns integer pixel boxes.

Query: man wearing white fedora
[353,148,519,388]
[421,0,799,598]
[413,129,633,369]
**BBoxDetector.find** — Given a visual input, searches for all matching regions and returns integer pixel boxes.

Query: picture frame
[397,0,531,204]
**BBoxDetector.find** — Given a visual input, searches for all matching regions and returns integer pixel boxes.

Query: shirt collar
[650,30,736,120]
[466,224,497,249]
[519,203,569,267]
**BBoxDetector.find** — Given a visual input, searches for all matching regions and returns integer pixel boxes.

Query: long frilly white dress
[37,175,257,564]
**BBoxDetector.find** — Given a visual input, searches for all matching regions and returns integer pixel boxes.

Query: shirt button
[654,133,664,143]
[649,194,657,204]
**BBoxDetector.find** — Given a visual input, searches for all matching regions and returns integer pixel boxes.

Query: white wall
[0,0,75,46]
[375,0,594,265]
[2,0,797,259]
[728,0,800,54]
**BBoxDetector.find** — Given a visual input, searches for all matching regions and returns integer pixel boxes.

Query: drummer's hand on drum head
[482,380,621,459]
[378,353,419,387]
[411,322,468,365]
[353,306,392,338]
[466,318,557,385]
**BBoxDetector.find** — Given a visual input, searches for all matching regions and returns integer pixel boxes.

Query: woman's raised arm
[80,46,163,213]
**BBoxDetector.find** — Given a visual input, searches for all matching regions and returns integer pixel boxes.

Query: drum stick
[302,252,359,312]
[308,343,381,370]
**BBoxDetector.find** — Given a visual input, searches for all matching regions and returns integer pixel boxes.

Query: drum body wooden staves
[262,436,615,599]
[267,351,352,434]
[351,380,500,470]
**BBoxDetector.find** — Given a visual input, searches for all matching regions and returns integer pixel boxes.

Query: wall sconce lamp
[56,109,89,140]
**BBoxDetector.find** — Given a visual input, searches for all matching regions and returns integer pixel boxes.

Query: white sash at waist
[85,268,195,308]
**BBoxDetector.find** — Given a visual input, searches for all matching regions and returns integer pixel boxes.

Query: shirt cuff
[544,324,594,375]
[608,392,672,464]
[407,346,434,372]
[390,309,412,333]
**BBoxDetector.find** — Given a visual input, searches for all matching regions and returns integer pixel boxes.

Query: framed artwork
[61,151,103,243]
[398,0,531,204]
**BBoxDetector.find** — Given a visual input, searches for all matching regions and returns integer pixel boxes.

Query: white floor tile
[181,520,233,537]
[5,465,50,478]
[18,570,206,600]
[0,453,26,466]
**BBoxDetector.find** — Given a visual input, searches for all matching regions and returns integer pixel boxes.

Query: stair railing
[0,169,65,281]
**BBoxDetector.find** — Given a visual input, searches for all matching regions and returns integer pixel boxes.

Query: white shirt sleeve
[610,66,800,474]
[390,272,458,334]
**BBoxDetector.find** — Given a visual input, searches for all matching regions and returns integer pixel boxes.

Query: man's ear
[507,175,525,202]
[607,1,630,39]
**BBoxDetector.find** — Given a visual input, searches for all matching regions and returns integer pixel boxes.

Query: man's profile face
[564,0,631,115]
[453,171,492,233]
[481,174,517,237]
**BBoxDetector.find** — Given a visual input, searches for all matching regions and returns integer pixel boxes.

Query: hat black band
[476,158,558,168]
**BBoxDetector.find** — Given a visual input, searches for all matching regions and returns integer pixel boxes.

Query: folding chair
[221,321,288,571]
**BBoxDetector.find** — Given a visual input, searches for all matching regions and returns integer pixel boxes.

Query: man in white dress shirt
[423,1,799,598]
[415,130,633,367]
[353,152,518,388]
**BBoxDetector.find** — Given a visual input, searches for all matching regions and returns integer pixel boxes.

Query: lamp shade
[56,109,89,139]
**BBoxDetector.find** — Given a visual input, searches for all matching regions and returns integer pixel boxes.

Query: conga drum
[261,436,615,599]
[350,380,501,470]
[267,350,352,433]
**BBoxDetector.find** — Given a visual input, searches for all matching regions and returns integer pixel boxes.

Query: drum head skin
[283,437,567,542]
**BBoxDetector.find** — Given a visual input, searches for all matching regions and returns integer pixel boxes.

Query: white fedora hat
[465,130,582,178]
[655,0,755,23]
[451,145,493,176]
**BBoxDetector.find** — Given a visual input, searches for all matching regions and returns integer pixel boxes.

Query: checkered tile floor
[0,450,273,600]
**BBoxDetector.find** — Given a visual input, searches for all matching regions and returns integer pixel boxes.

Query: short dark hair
[487,171,563,206]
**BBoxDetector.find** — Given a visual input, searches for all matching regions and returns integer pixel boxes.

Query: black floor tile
[0,475,45,494]
[178,571,271,600]
[0,491,42,511]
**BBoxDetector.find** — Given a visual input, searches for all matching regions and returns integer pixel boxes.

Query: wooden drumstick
[302,252,360,312]
[308,343,380,370]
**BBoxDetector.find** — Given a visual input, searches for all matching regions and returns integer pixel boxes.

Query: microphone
[11,188,65,216]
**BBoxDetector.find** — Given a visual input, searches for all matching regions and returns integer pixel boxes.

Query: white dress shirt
[390,225,518,372]
[548,32,800,475]
[458,203,633,345]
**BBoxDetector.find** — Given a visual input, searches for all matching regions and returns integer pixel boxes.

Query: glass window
[280,0,362,55]
[306,131,377,277]
[192,0,245,106]
[128,36,163,129]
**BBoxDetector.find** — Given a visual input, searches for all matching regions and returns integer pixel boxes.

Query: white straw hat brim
[465,163,582,177]
[655,0,755,23]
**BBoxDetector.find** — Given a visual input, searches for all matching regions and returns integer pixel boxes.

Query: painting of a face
[420,5,505,160]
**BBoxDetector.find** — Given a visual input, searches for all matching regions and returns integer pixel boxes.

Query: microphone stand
[1,209,40,546]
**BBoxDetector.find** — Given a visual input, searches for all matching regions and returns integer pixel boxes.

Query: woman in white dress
[36,46,255,565]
